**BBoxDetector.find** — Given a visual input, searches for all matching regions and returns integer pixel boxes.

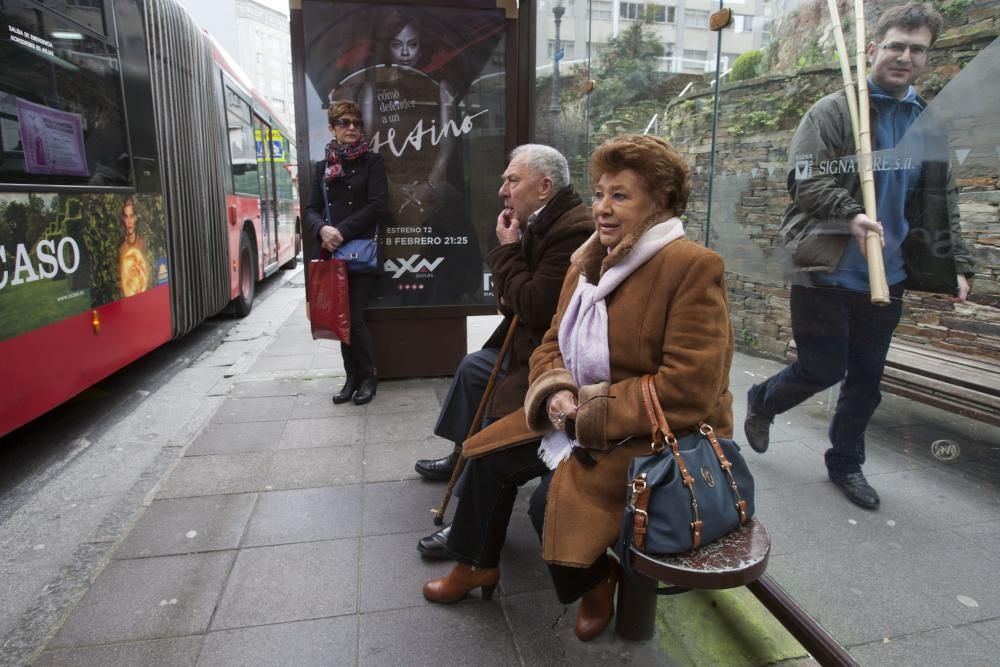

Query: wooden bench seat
[880,341,1000,427]
[787,339,1000,426]
[616,519,858,666]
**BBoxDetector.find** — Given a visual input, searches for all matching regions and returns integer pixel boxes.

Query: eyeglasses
[333,118,363,129]
[878,42,930,57]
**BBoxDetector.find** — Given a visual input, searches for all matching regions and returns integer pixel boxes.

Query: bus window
[225,86,259,196]
[0,2,129,186]
[35,0,109,37]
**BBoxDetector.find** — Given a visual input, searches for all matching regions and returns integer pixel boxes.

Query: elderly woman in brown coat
[422,134,733,642]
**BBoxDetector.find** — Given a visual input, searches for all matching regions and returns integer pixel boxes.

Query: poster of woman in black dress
[301,2,506,307]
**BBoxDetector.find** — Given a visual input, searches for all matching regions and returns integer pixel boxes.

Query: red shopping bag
[308,258,351,343]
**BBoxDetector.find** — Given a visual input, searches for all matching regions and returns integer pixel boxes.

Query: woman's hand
[547,389,578,432]
[320,225,343,252]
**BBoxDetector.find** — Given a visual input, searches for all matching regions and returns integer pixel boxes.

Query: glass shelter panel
[694,1,998,466]
[534,1,998,658]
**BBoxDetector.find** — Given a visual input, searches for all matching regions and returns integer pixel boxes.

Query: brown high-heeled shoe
[422,563,500,604]
[575,560,621,641]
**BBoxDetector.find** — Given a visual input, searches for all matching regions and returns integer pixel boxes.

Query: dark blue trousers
[433,348,504,445]
[751,283,903,476]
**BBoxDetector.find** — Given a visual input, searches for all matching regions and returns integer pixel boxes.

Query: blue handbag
[322,180,380,274]
[334,237,379,274]
[617,375,755,571]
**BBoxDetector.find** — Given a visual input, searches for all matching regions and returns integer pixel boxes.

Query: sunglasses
[333,118,363,129]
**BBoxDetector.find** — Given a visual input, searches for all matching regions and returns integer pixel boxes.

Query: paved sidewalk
[29,270,1000,666]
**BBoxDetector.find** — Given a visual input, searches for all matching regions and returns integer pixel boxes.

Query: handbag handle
[639,374,703,548]
[638,375,748,531]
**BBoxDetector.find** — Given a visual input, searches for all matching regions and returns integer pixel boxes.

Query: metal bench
[615,518,859,667]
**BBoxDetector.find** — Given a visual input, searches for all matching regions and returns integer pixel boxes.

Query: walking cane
[431,314,520,526]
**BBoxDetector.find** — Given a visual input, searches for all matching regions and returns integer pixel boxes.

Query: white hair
[509,144,570,192]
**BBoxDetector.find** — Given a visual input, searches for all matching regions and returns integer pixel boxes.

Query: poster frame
[291,0,534,320]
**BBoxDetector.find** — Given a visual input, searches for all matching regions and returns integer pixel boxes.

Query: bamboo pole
[826,0,861,150]
[854,0,891,305]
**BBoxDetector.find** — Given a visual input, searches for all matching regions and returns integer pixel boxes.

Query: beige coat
[466,224,734,568]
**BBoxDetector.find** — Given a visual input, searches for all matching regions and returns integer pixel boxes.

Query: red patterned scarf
[324,136,369,184]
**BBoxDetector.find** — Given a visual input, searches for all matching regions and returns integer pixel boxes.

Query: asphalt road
[0,267,297,664]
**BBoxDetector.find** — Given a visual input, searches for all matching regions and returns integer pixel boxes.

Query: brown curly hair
[328,100,362,127]
[589,134,690,216]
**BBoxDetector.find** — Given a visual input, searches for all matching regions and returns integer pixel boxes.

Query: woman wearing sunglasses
[305,100,388,405]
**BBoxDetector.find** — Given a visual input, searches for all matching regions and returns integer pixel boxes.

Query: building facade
[538,0,772,75]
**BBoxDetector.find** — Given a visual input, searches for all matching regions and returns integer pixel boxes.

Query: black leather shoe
[417,525,452,560]
[415,451,459,481]
[744,385,773,453]
[332,381,357,405]
[830,471,880,510]
[353,377,377,405]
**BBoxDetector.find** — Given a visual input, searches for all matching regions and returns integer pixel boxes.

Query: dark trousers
[445,442,610,604]
[433,348,505,445]
[341,273,377,380]
[752,283,903,476]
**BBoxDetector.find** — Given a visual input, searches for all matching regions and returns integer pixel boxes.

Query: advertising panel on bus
[299,2,507,308]
[0,192,168,343]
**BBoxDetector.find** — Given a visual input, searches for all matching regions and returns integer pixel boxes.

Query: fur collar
[571,211,674,283]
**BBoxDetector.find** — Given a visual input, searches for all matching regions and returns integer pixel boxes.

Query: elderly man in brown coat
[413,144,592,558]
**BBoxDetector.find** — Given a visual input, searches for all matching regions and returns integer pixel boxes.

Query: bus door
[253,114,280,268]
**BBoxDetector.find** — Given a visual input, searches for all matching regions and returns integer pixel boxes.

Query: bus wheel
[234,231,255,317]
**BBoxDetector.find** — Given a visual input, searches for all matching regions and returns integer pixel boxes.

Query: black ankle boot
[353,377,378,405]
[415,450,459,481]
[332,380,357,404]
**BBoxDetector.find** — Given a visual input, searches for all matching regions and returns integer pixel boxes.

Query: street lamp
[550,1,565,116]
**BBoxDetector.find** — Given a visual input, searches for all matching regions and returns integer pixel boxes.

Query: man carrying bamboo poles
[413,144,592,556]
[745,3,975,510]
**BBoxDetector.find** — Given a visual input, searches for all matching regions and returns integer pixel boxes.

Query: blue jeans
[751,284,903,477]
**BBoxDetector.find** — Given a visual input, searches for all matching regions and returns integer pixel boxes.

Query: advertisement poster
[301,2,506,307]
[15,98,89,178]
[0,193,168,342]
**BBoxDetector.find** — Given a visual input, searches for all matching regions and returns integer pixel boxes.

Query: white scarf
[538,218,686,469]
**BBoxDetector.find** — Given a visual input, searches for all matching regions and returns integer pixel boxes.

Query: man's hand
[950,274,971,303]
[847,213,884,257]
[496,207,522,245]
[320,225,343,253]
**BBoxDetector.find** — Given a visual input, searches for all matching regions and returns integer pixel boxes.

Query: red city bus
[0,0,300,437]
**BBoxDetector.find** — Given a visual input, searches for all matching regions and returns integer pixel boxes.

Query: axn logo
[384,255,444,279]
